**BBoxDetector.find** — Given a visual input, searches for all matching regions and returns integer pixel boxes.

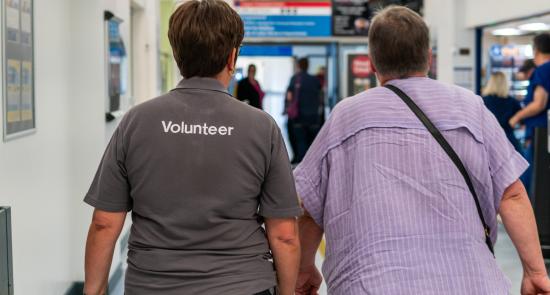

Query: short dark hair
[534,33,550,54]
[298,58,309,72]
[519,59,536,73]
[168,0,244,78]
[368,6,430,78]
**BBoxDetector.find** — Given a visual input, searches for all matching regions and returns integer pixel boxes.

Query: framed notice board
[2,0,34,141]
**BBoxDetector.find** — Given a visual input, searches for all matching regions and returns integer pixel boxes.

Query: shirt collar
[387,76,430,84]
[173,77,229,94]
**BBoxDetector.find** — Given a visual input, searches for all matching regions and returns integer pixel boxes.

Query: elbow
[90,218,113,232]
[501,180,527,202]
[499,180,530,213]
[533,102,545,113]
[266,218,300,249]
[269,232,300,250]
[90,213,118,233]
[276,235,300,247]
[270,229,300,247]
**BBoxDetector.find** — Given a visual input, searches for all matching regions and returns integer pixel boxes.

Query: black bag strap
[384,84,495,255]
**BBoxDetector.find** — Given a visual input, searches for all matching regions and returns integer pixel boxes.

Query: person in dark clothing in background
[286,58,322,163]
[482,71,522,152]
[316,66,327,125]
[517,59,536,82]
[237,64,265,109]
[510,33,550,198]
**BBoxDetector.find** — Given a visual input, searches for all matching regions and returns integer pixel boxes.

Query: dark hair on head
[168,0,244,78]
[368,5,430,78]
[248,64,256,71]
[519,59,536,73]
[298,58,309,72]
[534,33,550,54]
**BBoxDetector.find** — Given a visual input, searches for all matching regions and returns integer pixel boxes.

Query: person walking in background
[482,71,522,152]
[83,1,301,294]
[285,58,322,163]
[315,66,326,89]
[295,6,550,295]
[316,66,327,125]
[509,33,550,197]
[237,64,265,109]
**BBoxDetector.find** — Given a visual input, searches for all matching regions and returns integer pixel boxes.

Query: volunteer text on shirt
[162,120,234,136]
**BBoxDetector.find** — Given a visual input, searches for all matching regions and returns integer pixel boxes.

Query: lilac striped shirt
[294,77,528,294]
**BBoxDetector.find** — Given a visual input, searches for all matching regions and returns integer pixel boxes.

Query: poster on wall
[235,0,331,37]
[104,11,127,122]
[3,0,35,141]
[332,0,371,36]
[5,0,19,43]
[346,53,376,97]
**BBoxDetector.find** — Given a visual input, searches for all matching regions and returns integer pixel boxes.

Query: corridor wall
[0,0,161,293]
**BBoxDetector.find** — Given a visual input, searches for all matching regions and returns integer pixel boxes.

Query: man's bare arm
[298,210,323,270]
[266,217,301,295]
[84,209,126,295]
[510,86,549,126]
[499,180,550,294]
[295,210,324,295]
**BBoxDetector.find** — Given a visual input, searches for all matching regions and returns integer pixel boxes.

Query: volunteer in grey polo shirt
[83,1,302,294]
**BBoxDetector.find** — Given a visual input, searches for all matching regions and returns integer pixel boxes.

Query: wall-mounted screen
[104,11,126,117]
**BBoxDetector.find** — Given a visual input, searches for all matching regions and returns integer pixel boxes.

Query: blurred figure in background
[316,66,327,125]
[285,57,322,163]
[482,71,522,152]
[517,59,536,82]
[510,33,550,197]
[237,64,265,109]
[315,66,326,89]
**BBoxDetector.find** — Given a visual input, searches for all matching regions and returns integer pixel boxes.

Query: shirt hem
[84,194,132,212]
[259,206,303,218]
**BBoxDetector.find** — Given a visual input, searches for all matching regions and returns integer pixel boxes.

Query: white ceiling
[486,14,550,36]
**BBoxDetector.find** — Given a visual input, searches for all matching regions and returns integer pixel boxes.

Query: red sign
[351,56,371,78]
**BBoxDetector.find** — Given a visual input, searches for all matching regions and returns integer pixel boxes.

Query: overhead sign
[332,0,371,36]
[239,45,293,56]
[235,1,331,37]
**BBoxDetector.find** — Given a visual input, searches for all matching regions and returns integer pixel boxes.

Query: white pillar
[424,0,476,90]
[425,0,454,84]
[132,0,161,104]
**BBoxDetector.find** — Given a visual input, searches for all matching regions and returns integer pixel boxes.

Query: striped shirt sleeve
[293,114,334,228]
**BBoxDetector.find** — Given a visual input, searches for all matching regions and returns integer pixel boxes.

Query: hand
[509,115,520,128]
[295,265,322,295]
[521,272,550,295]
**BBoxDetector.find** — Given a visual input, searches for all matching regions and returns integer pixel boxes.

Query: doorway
[235,43,334,158]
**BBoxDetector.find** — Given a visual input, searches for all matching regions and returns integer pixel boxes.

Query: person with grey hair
[294,6,550,295]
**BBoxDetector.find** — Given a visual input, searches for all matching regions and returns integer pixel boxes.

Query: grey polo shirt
[84,77,302,294]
